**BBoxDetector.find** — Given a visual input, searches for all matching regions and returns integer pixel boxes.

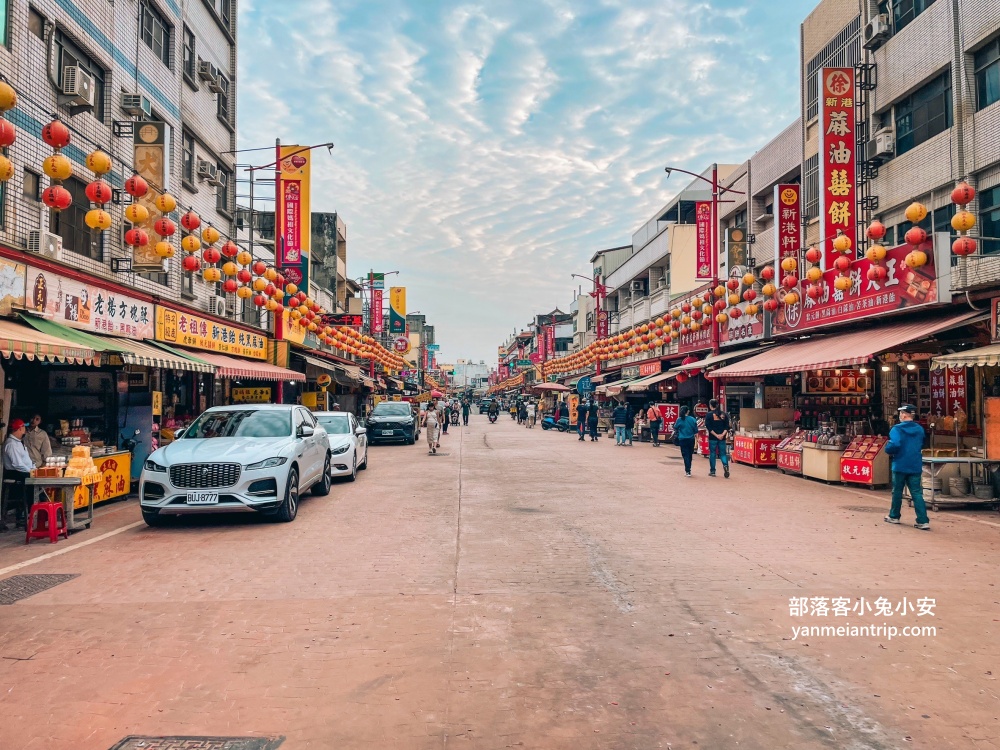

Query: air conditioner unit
[207,73,226,94]
[630,280,645,292]
[28,229,63,261]
[208,296,227,317]
[61,66,96,107]
[198,59,217,82]
[120,93,151,118]
[866,127,895,163]
[197,159,218,183]
[863,14,891,51]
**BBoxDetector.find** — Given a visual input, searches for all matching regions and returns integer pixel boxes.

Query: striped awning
[186,349,305,382]
[0,317,96,365]
[931,343,1000,369]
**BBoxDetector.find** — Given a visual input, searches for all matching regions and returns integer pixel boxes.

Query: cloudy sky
[238,0,807,366]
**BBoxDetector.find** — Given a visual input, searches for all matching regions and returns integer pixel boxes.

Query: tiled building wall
[871,1,952,111]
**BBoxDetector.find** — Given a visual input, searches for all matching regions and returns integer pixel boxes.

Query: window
[884,0,938,33]
[54,31,106,122]
[182,130,195,184]
[23,169,40,201]
[0,0,8,46]
[216,164,231,214]
[894,71,952,156]
[975,38,1000,112]
[210,0,232,29]
[141,2,170,66]
[51,177,102,259]
[216,74,230,124]
[28,6,45,40]
[182,26,196,82]
[980,185,1000,256]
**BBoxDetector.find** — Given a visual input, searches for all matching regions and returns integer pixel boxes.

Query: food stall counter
[802,443,846,482]
[732,432,786,467]
[776,432,806,474]
[840,436,891,488]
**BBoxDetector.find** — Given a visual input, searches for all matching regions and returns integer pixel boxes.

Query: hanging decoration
[950,181,978,257]
[902,201,929,269]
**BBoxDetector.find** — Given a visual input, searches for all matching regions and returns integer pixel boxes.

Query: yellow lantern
[832,233,852,253]
[905,202,928,224]
[308,322,319,333]
[905,250,928,268]
[716,313,728,324]
[866,244,887,262]
[181,235,202,253]
[202,267,222,283]
[746,303,759,316]
[155,193,178,213]
[0,81,17,111]
[762,283,776,297]
[85,209,112,231]
[742,273,756,286]
[290,308,303,321]
[43,153,72,180]
[952,210,976,233]
[783,292,799,305]
[689,322,701,332]
[252,277,268,292]
[154,241,174,258]
[264,267,279,281]
[237,285,253,299]
[236,251,253,266]
[0,154,13,182]
[714,285,726,298]
[285,283,298,295]
[681,315,692,326]
[86,150,113,175]
[806,267,823,282]
[834,276,852,291]
[265,298,278,311]
[272,290,284,302]
[780,256,797,273]
[222,261,238,276]
[124,203,149,224]
[702,303,713,315]
[202,226,221,245]
[727,294,740,305]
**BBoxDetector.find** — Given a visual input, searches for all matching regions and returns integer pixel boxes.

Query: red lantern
[742,289,757,302]
[296,291,307,302]
[85,180,113,205]
[681,302,692,313]
[203,247,221,264]
[763,298,779,312]
[41,119,71,148]
[781,274,798,290]
[760,266,775,281]
[253,294,267,307]
[252,260,267,275]
[866,221,887,241]
[805,246,822,264]
[182,255,201,272]
[41,185,73,211]
[221,240,239,258]
[0,119,15,148]
[675,372,688,384]
[288,297,300,308]
[714,298,727,311]
[726,278,740,291]
[952,237,977,256]
[264,283,277,296]
[952,182,976,206]
[729,307,742,319]
[154,217,176,236]
[807,284,823,299]
[180,211,201,231]
[237,268,252,284]
[222,278,239,294]
[833,255,851,272]
[124,228,149,246]
[905,226,927,246]
[124,174,149,197]
[867,265,888,281]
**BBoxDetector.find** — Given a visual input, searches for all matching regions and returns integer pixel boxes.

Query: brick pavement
[0,416,998,749]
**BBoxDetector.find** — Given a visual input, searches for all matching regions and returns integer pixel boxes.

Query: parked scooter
[541,416,571,432]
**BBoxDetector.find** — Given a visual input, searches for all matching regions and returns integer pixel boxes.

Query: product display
[776,432,805,474]
[840,435,891,486]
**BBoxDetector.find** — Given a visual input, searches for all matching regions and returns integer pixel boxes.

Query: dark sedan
[366,402,419,445]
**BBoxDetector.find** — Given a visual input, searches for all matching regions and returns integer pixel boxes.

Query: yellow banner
[277,146,311,289]
[390,287,406,314]
[74,452,132,508]
[232,387,272,403]
[154,307,268,359]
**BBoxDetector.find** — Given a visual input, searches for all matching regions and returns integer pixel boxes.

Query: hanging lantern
[84,149,112,174]
[41,119,71,149]
[715,313,728,324]
[729,307,742,319]
[904,202,928,224]
[953,237,977,256]
[727,293,740,305]
[905,250,928,268]
[713,285,726,298]
[0,154,12,182]
[181,235,202,253]
[154,241,174,258]
[265,267,279,282]
[124,174,149,197]
[746,303,759,316]
[867,265,888,281]
[85,180,113,205]
[804,246,822,264]
[236,250,253,266]
[222,261,238,276]
[833,276,852,292]
[202,246,222,264]
[783,291,799,306]
[264,283,277,297]
[781,274,798,290]
[85,209,112,231]
[285,283,298,295]
[742,289,757,302]
[153,217,176,237]
[833,255,851,273]
[714,298,727,311]
[806,266,823,283]
[951,210,976,233]
[252,277,268,292]
[180,211,201,232]
[237,285,253,299]
[124,203,149,224]
[832,233,852,253]
[155,193,178,213]
[264,298,278,311]
[0,119,16,148]
[252,260,267,276]
[904,226,927,246]
[807,284,823,300]
[701,303,713,315]
[221,240,239,258]
[780,257,797,273]
[124,228,149,247]
[866,244,887,262]
[41,185,73,211]
[182,255,201,272]
[742,272,756,286]
[763,298,779,313]
[952,182,976,206]
[0,81,18,111]
[237,268,252,284]
[726,278,740,291]
[222,279,239,294]
[42,153,72,180]
[760,266,775,281]
[202,267,222,283]
[866,221,887,241]
[202,226,221,245]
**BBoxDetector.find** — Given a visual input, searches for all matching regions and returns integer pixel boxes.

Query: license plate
[381,430,394,436]
[187,492,219,505]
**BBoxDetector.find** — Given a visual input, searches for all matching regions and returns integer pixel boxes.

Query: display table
[75,449,132,506]
[802,443,845,482]
[26,477,97,532]
[840,436,891,488]
[919,456,1000,511]
[732,433,782,467]
[776,433,805,474]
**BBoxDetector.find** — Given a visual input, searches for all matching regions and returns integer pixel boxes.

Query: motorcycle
[541,416,571,432]
[450,411,459,426]
[488,412,498,424]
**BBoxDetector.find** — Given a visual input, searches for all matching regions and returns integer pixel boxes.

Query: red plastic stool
[25,501,69,545]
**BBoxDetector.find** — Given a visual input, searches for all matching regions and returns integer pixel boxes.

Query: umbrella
[430,389,444,398]
[534,382,571,392]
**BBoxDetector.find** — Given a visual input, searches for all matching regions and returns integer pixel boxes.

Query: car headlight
[332,444,351,455]
[144,459,167,472]
[246,457,288,470]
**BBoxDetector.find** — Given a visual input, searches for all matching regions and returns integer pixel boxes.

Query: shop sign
[656,403,680,430]
[0,256,26,315]
[764,386,793,408]
[322,313,364,327]
[74,454,131,508]
[774,238,946,334]
[371,288,383,333]
[678,321,712,354]
[232,387,272,403]
[931,366,967,418]
[992,297,1000,340]
[277,146,312,289]
[132,122,169,271]
[732,435,755,464]
[695,201,712,281]
[529,352,541,364]
[155,307,267,359]
[596,309,609,339]
[576,376,593,394]
[152,391,162,416]
[840,458,874,483]
[776,448,802,473]
[393,336,411,354]
[516,359,532,368]
[639,361,660,377]
[427,344,440,351]
[725,228,749,275]
[694,402,710,417]
[719,299,766,346]
[26,266,154,339]
[756,439,778,465]
[818,67,856,270]
[389,286,406,334]
[774,184,801,265]
[546,326,556,358]
[802,368,871,394]
[622,366,640,379]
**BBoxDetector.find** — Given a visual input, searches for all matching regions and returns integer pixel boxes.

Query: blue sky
[238,0,809,366]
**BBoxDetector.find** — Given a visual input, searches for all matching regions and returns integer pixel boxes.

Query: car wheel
[313,454,332,496]
[359,447,368,470]
[141,508,166,527]
[346,454,357,482]
[273,467,299,522]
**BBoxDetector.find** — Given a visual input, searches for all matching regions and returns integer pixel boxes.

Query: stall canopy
[534,382,571,392]
[709,311,984,379]
[931,343,1000,370]
[626,370,679,392]
[675,345,774,373]
[295,353,361,386]
[596,375,643,395]
[19,315,213,372]
[0,316,96,365]
[188,350,305,382]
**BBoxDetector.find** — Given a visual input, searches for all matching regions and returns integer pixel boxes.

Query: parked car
[366,401,419,444]
[139,404,332,526]
[314,411,368,482]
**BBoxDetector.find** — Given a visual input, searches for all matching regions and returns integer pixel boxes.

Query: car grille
[374,421,404,430]
[169,463,241,489]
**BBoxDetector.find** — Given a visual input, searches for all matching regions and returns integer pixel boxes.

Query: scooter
[541,416,571,432]
[488,412,498,424]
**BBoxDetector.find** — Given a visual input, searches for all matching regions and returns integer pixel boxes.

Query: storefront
[294,352,364,416]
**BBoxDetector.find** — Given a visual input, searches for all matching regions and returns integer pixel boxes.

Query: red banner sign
[371,289,383,333]
[840,458,875,483]
[931,366,968,418]
[696,201,712,281]
[732,435,755,464]
[774,183,800,264]
[819,68,856,269]
[281,180,302,264]
[596,310,609,340]
[656,404,680,431]
[546,326,556,358]
[777,448,802,473]
[639,361,660,376]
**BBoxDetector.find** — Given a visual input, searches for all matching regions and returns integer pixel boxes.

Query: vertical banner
[695,201,712,281]
[725,227,748,276]
[931,366,968,418]
[132,122,168,271]
[371,288,384,333]
[389,286,406,334]
[546,325,556,358]
[277,146,312,289]
[774,184,801,265]
[818,67,856,269]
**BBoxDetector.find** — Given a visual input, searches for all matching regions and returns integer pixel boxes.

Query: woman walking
[673,405,699,477]
[423,400,441,454]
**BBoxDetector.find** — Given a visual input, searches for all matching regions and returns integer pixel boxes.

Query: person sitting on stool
[2,419,35,530]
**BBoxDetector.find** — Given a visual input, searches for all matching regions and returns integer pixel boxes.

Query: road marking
[0,521,145,577]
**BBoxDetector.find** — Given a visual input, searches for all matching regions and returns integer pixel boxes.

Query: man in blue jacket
[884,404,930,530]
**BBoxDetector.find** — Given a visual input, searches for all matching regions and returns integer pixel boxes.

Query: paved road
[1,415,998,749]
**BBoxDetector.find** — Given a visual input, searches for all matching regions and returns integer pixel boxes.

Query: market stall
[776,431,805,475]
[730,408,794,467]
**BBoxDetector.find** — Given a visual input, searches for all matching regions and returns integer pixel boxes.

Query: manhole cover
[841,506,886,513]
[110,737,284,750]
[0,574,79,605]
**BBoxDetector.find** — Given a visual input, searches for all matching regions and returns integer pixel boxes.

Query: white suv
[139,404,331,526]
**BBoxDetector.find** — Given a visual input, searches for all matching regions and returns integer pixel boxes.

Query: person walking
[587,401,600,441]
[526,400,537,428]
[624,402,636,446]
[672,406,699,477]
[646,404,662,447]
[518,400,528,426]
[2,419,34,529]
[884,404,930,530]
[461,399,471,426]
[705,399,731,478]
[612,401,629,446]
[442,399,451,435]
[577,400,588,441]
[422,400,441,455]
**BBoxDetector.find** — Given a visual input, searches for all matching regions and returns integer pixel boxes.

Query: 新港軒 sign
[155,307,268,359]
[774,183,801,265]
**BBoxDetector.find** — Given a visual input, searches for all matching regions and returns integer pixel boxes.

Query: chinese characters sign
[546,326,556,359]
[819,68,856,269]
[931,366,967,418]
[389,286,406,334]
[774,183,800,264]
[696,201,712,281]
[232,387,272,403]
[26,266,153,339]
[132,122,169,272]
[277,146,311,288]
[777,447,802,473]
[639,361,660,376]
[371,289,384,333]
[154,307,267,359]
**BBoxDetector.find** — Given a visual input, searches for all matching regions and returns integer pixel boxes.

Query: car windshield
[372,404,411,417]
[183,409,292,438]
[317,415,351,434]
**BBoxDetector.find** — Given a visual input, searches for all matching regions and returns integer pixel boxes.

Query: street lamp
[356,270,400,378]
[570,272,608,377]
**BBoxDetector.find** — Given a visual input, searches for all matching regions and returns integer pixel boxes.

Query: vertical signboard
[389,287,406,334]
[774,184,801,265]
[931,366,968,418]
[818,67,857,269]
[546,326,556,359]
[132,121,169,271]
[277,146,312,289]
[725,228,748,275]
[371,288,383,333]
[696,201,712,281]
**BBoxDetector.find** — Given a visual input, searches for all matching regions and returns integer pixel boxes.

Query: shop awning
[931,343,1000,369]
[564,371,595,387]
[20,315,215,373]
[359,374,377,388]
[709,311,983,379]
[0,317,97,364]
[626,370,680,391]
[675,345,774,372]
[295,353,362,386]
[596,376,643,395]
[186,350,306,382]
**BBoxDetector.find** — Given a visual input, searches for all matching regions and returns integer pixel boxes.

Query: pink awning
[186,350,305,382]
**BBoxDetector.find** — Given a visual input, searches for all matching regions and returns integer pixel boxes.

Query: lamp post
[571,272,608,377]
[356,270,399,379]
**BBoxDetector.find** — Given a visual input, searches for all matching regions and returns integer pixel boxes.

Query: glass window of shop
[51,177,104,260]
[980,184,1000,256]
[894,70,952,156]
[975,37,1000,112]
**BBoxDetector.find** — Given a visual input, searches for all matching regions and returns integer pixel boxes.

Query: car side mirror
[174,428,186,439]
[355,426,367,436]
[297,424,314,438]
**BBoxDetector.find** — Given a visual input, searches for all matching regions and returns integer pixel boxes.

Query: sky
[238,0,809,366]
